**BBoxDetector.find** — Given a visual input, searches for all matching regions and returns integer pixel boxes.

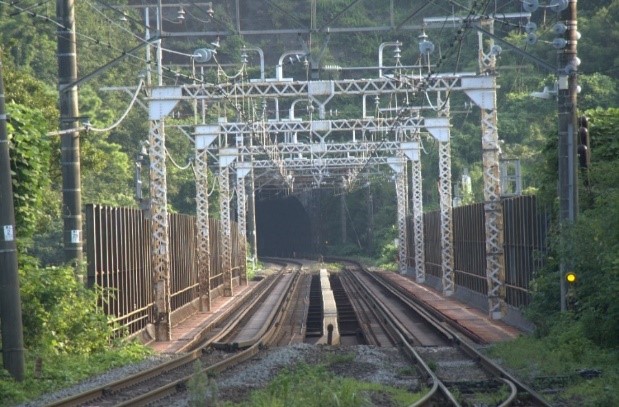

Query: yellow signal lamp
[565,272,577,284]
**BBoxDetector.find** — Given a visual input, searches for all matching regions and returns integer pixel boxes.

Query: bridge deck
[378,272,522,344]
[149,282,256,354]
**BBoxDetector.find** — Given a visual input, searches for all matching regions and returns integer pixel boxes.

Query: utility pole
[558,1,579,312]
[57,0,83,268]
[0,55,26,381]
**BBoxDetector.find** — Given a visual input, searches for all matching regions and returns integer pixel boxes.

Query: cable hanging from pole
[47,79,144,136]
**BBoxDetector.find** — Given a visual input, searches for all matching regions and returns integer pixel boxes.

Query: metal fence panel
[409,195,548,308]
[423,211,442,280]
[503,195,549,308]
[453,202,487,295]
[86,204,243,335]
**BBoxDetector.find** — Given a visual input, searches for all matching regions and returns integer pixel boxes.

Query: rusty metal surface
[408,195,548,310]
[150,282,255,354]
[379,272,521,344]
[85,204,244,336]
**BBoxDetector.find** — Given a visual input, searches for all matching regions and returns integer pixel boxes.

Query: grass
[0,341,153,407]
[484,322,619,407]
[220,362,423,407]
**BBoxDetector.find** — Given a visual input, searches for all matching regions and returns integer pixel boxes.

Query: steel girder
[219,117,423,138]
[179,74,473,101]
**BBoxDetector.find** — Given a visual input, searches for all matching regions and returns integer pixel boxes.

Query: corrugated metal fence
[408,195,549,308]
[85,204,244,335]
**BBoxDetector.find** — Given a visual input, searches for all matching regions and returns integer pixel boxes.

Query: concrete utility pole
[558,1,579,312]
[56,0,83,267]
[0,55,26,381]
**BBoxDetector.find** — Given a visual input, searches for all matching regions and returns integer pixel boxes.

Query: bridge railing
[85,204,244,336]
[408,195,549,308]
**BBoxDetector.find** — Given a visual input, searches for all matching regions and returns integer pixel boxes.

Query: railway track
[46,258,551,406]
[47,260,303,407]
[340,260,552,406]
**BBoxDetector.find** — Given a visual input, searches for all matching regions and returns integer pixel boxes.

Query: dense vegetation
[0,0,617,405]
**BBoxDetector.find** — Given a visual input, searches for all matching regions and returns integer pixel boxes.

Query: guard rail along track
[332,257,552,407]
[47,259,303,407]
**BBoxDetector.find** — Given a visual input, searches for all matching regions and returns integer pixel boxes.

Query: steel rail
[114,261,305,406]
[340,265,452,405]
[46,261,293,407]
[341,259,551,406]
[212,269,300,349]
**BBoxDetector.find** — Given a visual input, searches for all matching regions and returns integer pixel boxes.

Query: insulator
[552,38,568,49]
[553,22,567,35]
[522,0,539,12]
[419,40,435,55]
[549,0,568,13]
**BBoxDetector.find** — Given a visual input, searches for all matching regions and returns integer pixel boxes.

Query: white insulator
[323,65,342,71]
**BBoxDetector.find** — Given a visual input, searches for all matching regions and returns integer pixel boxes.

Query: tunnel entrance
[256,196,312,257]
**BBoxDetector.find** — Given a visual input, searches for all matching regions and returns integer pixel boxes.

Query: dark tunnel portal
[256,196,312,257]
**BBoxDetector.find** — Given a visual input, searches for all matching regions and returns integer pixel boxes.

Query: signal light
[577,116,590,168]
[565,271,577,284]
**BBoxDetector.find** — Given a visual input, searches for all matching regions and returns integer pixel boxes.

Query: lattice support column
[424,117,453,295]
[219,165,233,297]
[340,191,347,244]
[148,119,171,341]
[481,106,505,319]
[389,157,408,275]
[409,136,425,283]
[438,140,455,295]
[469,22,506,319]
[366,179,374,254]
[195,125,219,311]
[147,86,180,342]
[247,168,258,265]
[236,162,250,285]
[218,147,237,297]
[195,147,211,312]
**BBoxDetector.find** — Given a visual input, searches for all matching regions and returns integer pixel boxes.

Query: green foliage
[6,103,54,239]
[486,321,619,406]
[0,341,152,406]
[18,255,113,354]
[526,108,619,348]
[0,11,58,84]
[229,362,421,407]
[188,361,219,407]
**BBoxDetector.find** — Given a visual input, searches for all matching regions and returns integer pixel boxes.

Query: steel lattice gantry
[146,72,506,340]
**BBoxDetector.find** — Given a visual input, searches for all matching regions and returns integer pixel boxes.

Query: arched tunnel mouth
[256,195,312,257]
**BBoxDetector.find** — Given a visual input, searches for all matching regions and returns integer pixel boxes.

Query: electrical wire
[165,146,194,170]
[47,79,145,136]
